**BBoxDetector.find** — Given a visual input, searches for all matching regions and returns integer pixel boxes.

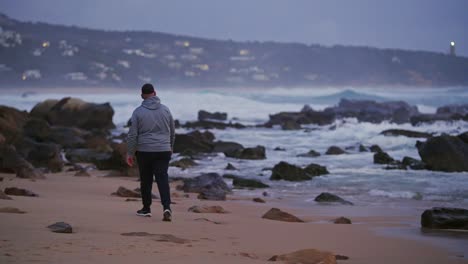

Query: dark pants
[135,151,172,211]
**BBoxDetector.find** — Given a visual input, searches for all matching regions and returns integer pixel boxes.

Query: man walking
[126,83,175,221]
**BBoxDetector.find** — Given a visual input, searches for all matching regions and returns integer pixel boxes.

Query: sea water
[1,87,467,209]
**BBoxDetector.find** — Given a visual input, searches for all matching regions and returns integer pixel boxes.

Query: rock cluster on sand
[270,161,328,182]
[421,207,468,230]
[262,208,304,223]
[4,187,38,197]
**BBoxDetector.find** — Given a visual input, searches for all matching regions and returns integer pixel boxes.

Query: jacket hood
[141,96,161,110]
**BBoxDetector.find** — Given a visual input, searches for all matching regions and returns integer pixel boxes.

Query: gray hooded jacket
[126,96,175,155]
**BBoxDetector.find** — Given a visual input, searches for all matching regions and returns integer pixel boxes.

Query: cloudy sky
[1,0,467,56]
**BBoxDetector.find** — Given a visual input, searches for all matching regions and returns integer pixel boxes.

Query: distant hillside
[1,13,467,88]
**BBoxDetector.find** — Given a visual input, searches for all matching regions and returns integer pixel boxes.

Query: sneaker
[162,209,172,222]
[136,208,152,217]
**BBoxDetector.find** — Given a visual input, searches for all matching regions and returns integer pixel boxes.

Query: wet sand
[0,170,467,264]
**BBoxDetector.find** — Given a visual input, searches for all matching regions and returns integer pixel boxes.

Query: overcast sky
[1,0,467,57]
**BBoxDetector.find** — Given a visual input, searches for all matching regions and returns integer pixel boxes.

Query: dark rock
[402,156,426,170]
[66,148,112,166]
[262,191,269,197]
[273,147,286,151]
[231,176,269,189]
[410,113,466,125]
[325,146,346,155]
[15,137,64,172]
[47,222,73,233]
[265,110,335,127]
[380,129,432,138]
[326,99,419,124]
[197,189,227,201]
[0,144,45,179]
[23,118,51,141]
[29,99,59,119]
[459,131,468,144]
[373,151,395,164]
[213,141,244,156]
[314,192,353,205]
[198,110,227,121]
[182,173,231,195]
[304,163,329,176]
[416,134,468,172]
[35,97,115,130]
[281,119,301,130]
[47,126,88,148]
[253,197,266,203]
[334,217,352,224]
[170,158,197,170]
[225,163,237,170]
[0,207,26,214]
[268,249,336,263]
[270,161,312,181]
[183,120,245,129]
[0,105,28,144]
[384,162,407,170]
[225,145,266,160]
[74,169,91,177]
[369,144,383,153]
[436,104,468,115]
[297,150,321,157]
[0,190,12,200]
[262,208,304,222]
[112,186,140,198]
[173,130,214,153]
[359,144,368,152]
[188,205,227,213]
[4,187,38,197]
[421,207,468,230]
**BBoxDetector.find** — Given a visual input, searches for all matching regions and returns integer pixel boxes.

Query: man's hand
[126,154,134,167]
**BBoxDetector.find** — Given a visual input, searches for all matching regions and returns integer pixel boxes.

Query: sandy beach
[1,169,467,264]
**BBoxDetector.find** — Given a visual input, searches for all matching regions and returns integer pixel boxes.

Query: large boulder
[436,104,468,115]
[373,151,395,164]
[0,105,28,144]
[198,110,227,121]
[402,156,426,170]
[265,108,335,127]
[212,141,244,155]
[230,176,269,189]
[304,163,329,176]
[325,146,346,155]
[173,130,214,154]
[47,126,88,148]
[29,99,59,119]
[32,97,115,130]
[23,118,51,141]
[224,145,266,160]
[421,207,468,230]
[416,134,468,172]
[270,161,313,181]
[297,150,321,158]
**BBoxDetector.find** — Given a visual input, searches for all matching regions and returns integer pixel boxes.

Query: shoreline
[1,170,467,263]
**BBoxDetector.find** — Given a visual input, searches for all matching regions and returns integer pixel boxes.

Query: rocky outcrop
[31,97,115,130]
[0,105,28,144]
[198,110,227,121]
[270,162,313,181]
[314,192,353,205]
[325,99,419,124]
[212,141,244,156]
[225,163,237,170]
[265,107,335,128]
[14,137,63,172]
[262,208,304,223]
[224,145,266,160]
[197,189,227,201]
[380,129,432,138]
[410,113,468,125]
[402,156,426,170]
[369,145,383,153]
[173,130,215,154]
[181,173,231,196]
[436,104,468,115]
[421,207,468,230]
[0,144,44,179]
[169,158,197,170]
[416,134,468,172]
